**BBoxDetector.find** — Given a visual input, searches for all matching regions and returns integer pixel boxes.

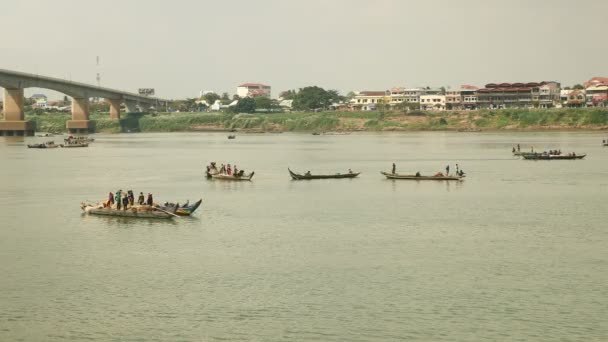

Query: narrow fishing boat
[158,199,202,216]
[60,142,89,148]
[65,135,94,143]
[27,141,59,149]
[211,171,255,181]
[81,203,178,219]
[288,168,360,180]
[228,135,236,139]
[381,171,464,181]
[522,153,586,160]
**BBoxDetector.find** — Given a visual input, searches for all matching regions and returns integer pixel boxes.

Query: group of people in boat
[391,163,465,177]
[207,162,247,177]
[104,190,154,210]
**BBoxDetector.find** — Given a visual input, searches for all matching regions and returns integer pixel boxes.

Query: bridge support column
[66,97,95,134]
[0,88,35,136]
[107,99,121,119]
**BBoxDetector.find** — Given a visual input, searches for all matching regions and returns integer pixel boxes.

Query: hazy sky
[1,0,607,99]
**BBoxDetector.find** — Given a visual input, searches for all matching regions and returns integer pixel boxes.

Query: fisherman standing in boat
[138,192,145,205]
[146,193,154,206]
[115,190,122,210]
[455,164,459,175]
[392,163,396,174]
[122,194,129,211]
[517,144,520,152]
[107,192,115,208]
[233,165,238,177]
[445,165,450,176]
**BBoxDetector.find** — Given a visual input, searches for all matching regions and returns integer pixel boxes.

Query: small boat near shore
[36,133,54,137]
[228,135,236,139]
[288,168,360,180]
[211,172,255,181]
[381,171,464,181]
[81,203,178,219]
[522,153,586,160]
[158,199,202,216]
[458,128,482,132]
[27,141,59,149]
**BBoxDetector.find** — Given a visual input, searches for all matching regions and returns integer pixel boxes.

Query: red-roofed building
[583,77,608,88]
[236,83,271,98]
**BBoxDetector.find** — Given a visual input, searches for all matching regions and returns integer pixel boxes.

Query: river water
[0,131,607,341]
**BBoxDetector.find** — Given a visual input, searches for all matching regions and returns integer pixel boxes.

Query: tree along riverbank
[23,108,608,134]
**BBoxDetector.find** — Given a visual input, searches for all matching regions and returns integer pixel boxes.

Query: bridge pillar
[66,97,95,134]
[0,88,35,136]
[107,99,121,119]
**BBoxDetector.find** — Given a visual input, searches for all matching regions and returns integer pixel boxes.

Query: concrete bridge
[0,68,171,135]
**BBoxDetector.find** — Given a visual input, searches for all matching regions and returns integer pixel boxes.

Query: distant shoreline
[21,108,608,134]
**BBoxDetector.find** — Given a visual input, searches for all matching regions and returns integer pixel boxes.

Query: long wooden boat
[381,171,464,181]
[228,135,236,139]
[513,151,559,156]
[158,199,202,216]
[288,168,360,180]
[60,142,89,148]
[65,136,94,143]
[81,203,178,219]
[211,172,255,181]
[522,153,586,160]
[27,142,59,149]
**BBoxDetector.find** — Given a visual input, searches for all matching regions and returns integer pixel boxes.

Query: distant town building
[351,90,388,111]
[420,95,446,111]
[30,93,48,108]
[279,99,293,110]
[476,82,561,109]
[585,85,608,107]
[561,89,586,108]
[583,77,608,88]
[236,83,271,98]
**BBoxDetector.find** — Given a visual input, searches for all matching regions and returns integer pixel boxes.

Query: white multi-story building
[351,91,388,111]
[236,83,271,98]
[420,95,446,111]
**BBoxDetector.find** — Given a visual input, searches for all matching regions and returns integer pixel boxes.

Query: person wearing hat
[138,192,145,205]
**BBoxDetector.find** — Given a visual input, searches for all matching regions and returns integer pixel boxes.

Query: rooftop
[239,83,270,88]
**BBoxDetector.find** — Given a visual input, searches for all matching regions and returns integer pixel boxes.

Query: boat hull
[61,143,89,148]
[289,169,360,180]
[211,172,254,181]
[83,207,175,219]
[522,154,585,160]
[381,171,464,181]
[159,199,202,216]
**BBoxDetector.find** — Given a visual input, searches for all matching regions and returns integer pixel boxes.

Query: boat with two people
[157,199,203,216]
[381,171,465,181]
[288,168,360,180]
[27,141,59,149]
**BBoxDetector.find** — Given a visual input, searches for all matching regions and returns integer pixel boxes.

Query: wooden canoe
[81,203,177,219]
[522,154,586,160]
[381,171,464,181]
[158,199,202,216]
[288,168,360,180]
[211,172,255,181]
[61,143,89,148]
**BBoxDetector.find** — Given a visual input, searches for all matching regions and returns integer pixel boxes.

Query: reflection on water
[1,131,607,341]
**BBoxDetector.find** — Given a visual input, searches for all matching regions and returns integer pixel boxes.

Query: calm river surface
[1,131,607,341]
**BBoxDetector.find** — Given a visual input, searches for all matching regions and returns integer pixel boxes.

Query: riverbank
[24,108,608,133]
